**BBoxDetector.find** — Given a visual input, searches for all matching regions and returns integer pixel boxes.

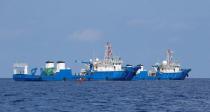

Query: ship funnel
[56,61,66,72]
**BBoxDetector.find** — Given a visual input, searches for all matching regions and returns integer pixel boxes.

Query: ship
[79,42,139,81]
[13,61,77,81]
[133,49,191,80]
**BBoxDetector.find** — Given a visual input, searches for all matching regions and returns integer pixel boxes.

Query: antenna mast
[166,49,173,64]
[104,42,113,60]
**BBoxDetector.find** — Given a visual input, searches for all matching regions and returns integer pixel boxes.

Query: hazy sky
[0,0,210,78]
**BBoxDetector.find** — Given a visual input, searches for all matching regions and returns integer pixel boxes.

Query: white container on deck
[56,61,66,72]
[45,61,55,68]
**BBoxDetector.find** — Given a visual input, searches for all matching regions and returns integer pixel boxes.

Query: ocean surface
[0,79,210,112]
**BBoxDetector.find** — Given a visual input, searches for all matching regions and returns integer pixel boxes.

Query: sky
[0,0,210,78]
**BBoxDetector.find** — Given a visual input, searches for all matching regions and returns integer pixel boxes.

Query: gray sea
[0,79,210,112]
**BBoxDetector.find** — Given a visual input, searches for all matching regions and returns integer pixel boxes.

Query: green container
[44,68,54,76]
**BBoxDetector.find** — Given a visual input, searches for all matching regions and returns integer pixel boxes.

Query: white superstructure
[13,63,28,74]
[93,57,123,71]
[86,42,124,72]
[153,49,181,73]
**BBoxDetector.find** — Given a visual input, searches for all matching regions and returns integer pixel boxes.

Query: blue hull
[12,66,141,81]
[133,69,191,80]
[13,70,77,81]
[80,66,138,81]
[80,71,126,81]
[13,74,42,81]
[13,69,136,81]
[13,71,132,81]
[41,70,77,81]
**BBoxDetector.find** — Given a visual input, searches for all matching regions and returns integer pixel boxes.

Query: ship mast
[104,42,113,60]
[166,49,173,64]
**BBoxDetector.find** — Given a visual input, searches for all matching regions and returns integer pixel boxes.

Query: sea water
[0,79,210,112]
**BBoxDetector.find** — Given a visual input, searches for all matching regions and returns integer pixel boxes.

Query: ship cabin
[92,57,123,72]
[13,63,29,75]
[153,60,181,73]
